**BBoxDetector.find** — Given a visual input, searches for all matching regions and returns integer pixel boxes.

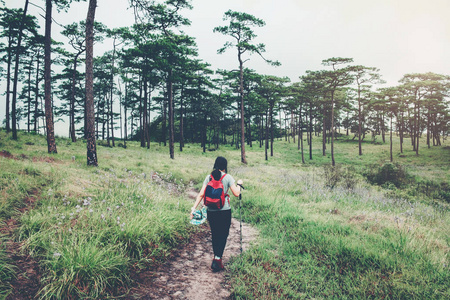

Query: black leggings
[207,209,232,258]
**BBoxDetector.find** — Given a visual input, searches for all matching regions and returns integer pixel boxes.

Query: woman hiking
[190,156,243,272]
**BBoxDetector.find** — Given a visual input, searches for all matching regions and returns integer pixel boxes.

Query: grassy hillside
[0,129,449,299]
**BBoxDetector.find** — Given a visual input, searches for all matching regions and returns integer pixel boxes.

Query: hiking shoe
[216,258,224,270]
[211,258,224,272]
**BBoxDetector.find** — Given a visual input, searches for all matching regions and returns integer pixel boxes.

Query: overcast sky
[101,0,450,85]
[3,0,450,135]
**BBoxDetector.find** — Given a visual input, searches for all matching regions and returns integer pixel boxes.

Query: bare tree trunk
[331,91,335,166]
[322,107,326,156]
[411,102,416,150]
[390,112,393,162]
[143,78,148,147]
[265,110,268,161]
[44,0,57,153]
[34,52,40,132]
[259,114,263,148]
[309,104,313,160]
[298,113,301,150]
[70,55,80,142]
[98,103,105,140]
[110,91,115,147]
[299,106,305,164]
[168,69,174,159]
[179,86,184,152]
[106,95,110,145]
[202,114,207,153]
[110,41,117,147]
[146,90,151,149]
[416,102,420,156]
[124,81,128,148]
[40,98,45,134]
[270,104,274,157]
[238,50,247,164]
[247,113,252,147]
[118,79,123,142]
[162,93,167,146]
[119,101,123,143]
[235,106,239,149]
[130,108,134,139]
[399,112,404,153]
[85,0,98,166]
[12,0,30,139]
[5,36,12,132]
[285,116,289,142]
[427,111,431,149]
[278,103,282,141]
[358,89,363,155]
[292,110,296,145]
[139,75,144,147]
[27,57,33,132]
[84,83,87,138]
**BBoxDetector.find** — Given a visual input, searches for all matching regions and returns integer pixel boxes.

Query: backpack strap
[220,174,230,204]
[209,173,227,182]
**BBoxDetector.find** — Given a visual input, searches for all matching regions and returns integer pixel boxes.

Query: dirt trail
[1,190,42,300]
[127,190,258,300]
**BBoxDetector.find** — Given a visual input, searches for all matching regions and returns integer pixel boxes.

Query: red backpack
[203,174,228,209]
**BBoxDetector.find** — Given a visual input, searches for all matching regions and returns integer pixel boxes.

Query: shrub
[323,164,358,190]
[97,140,112,147]
[413,180,450,203]
[365,163,410,188]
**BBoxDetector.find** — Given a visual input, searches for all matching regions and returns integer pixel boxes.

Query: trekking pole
[237,183,245,253]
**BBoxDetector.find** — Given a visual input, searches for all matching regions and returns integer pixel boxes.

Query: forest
[2,0,449,166]
[1,0,449,299]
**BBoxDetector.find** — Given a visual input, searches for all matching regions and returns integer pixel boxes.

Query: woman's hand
[189,207,195,220]
[230,179,243,197]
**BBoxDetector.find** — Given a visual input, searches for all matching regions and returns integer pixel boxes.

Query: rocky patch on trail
[127,219,257,300]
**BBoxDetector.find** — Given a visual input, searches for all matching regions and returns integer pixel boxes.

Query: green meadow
[0,129,449,299]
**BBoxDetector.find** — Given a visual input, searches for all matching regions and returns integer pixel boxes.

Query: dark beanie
[213,156,228,173]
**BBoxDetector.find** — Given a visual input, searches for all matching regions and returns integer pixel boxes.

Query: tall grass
[37,235,130,299]
[0,158,51,220]
[0,131,55,298]
[227,164,449,299]
[1,129,448,298]
[1,131,207,298]
[0,235,16,300]
[17,163,196,298]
